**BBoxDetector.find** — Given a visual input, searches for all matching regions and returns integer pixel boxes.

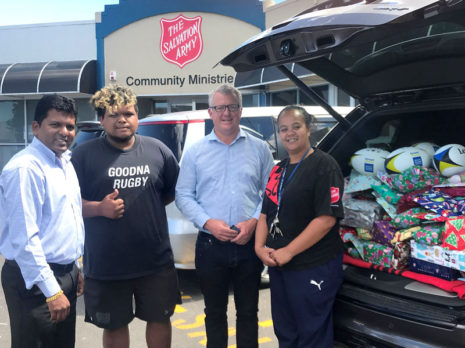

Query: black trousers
[195,232,263,348]
[1,260,79,348]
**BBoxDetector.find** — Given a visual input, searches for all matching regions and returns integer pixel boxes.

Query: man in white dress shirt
[0,94,85,348]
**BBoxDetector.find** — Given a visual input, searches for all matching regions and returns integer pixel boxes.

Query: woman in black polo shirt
[255,105,345,348]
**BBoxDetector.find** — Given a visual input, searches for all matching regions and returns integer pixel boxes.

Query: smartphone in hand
[230,225,240,233]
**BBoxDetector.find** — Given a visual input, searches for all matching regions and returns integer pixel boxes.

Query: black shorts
[84,266,181,329]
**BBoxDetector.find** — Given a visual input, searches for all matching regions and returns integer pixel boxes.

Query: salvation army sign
[160,15,203,69]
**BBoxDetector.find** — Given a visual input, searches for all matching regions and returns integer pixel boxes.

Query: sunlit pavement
[0,259,278,348]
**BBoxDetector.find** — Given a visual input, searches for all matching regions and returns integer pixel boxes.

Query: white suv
[137,106,352,269]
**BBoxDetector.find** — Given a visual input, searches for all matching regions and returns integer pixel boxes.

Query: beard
[107,133,134,144]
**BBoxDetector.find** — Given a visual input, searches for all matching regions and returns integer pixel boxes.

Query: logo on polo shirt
[330,187,340,203]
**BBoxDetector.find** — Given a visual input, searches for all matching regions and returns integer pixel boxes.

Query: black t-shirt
[261,148,344,270]
[71,135,179,280]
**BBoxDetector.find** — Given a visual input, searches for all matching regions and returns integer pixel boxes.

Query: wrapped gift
[372,220,397,245]
[363,241,393,267]
[396,187,429,214]
[413,190,463,218]
[343,234,391,266]
[383,166,445,193]
[346,247,362,259]
[409,257,460,281]
[345,170,380,194]
[343,233,366,258]
[390,207,425,229]
[339,226,357,243]
[410,240,465,271]
[391,242,410,270]
[392,226,420,244]
[443,217,465,250]
[371,183,403,205]
[412,211,448,222]
[436,185,465,197]
[410,240,442,263]
[340,198,383,230]
[372,190,397,219]
[447,173,465,184]
[356,227,372,240]
[412,223,444,245]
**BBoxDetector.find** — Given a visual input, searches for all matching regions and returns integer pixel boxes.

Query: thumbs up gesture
[99,189,125,219]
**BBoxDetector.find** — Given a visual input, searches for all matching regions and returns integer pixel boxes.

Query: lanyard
[276,147,312,215]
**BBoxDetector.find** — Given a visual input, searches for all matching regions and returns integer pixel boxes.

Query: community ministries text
[126,74,234,87]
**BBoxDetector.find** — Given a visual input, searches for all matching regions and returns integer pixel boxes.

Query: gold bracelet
[46,290,64,303]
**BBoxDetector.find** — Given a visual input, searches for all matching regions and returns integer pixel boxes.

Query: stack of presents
[340,147,465,291]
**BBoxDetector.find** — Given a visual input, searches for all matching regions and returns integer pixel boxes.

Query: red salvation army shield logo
[330,187,340,203]
[160,15,203,68]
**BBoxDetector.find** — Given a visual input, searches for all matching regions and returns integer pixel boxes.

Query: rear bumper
[334,297,465,348]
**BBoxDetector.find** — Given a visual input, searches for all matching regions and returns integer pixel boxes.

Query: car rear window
[137,122,188,161]
[70,129,104,150]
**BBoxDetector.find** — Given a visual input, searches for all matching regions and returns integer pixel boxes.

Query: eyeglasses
[209,104,241,113]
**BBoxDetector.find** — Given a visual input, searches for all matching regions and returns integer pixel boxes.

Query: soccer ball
[350,148,390,176]
[385,147,430,174]
[433,144,465,177]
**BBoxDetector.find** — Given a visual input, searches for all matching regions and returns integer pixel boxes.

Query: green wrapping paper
[363,241,393,267]
[390,207,426,229]
[371,183,403,205]
[413,224,444,245]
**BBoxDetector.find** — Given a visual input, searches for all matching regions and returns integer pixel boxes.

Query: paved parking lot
[0,258,278,348]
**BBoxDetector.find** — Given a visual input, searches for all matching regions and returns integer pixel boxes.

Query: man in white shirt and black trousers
[0,94,85,348]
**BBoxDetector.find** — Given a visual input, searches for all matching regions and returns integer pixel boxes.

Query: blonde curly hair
[90,85,138,117]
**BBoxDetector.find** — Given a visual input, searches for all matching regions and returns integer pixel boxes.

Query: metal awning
[234,63,314,89]
[0,60,97,96]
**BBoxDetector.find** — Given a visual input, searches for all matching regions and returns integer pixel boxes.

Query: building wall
[0,21,96,64]
[96,0,265,96]
[263,0,322,28]
[104,12,260,95]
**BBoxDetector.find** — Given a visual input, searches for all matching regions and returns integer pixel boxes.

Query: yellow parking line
[175,314,206,329]
[259,337,273,344]
[181,295,192,300]
[188,331,206,338]
[171,319,185,326]
[174,305,187,313]
[259,320,273,327]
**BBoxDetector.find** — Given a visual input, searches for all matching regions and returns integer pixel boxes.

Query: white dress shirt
[0,137,84,297]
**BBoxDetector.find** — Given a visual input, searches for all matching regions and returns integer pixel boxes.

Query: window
[0,145,25,171]
[299,85,328,105]
[271,90,297,106]
[337,88,352,106]
[0,101,25,143]
[154,100,169,114]
[137,122,188,161]
[242,93,260,107]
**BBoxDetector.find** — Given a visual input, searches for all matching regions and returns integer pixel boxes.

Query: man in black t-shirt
[71,85,180,348]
